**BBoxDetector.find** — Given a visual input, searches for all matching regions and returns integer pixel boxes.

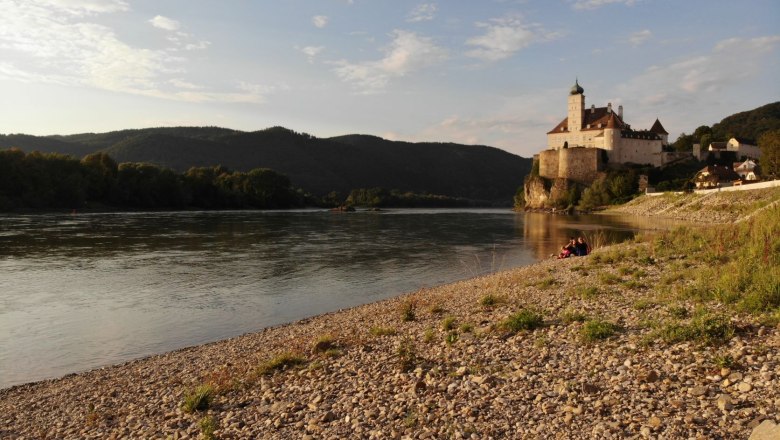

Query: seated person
[575,236,590,256]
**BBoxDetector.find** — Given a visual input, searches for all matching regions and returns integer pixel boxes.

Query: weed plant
[257,353,306,375]
[581,319,620,342]
[181,384,214,413]
[199,416,217,440]
[370,326,397,336]
[502,309,544,333]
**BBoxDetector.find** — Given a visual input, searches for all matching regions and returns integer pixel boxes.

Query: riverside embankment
[1,189,779,439]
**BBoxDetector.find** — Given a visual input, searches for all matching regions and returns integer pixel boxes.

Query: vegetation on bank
[1,126,531,204]
[0,148,499,211]
[0,149,306,211]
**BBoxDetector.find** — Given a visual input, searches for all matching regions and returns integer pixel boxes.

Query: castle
[538,80,674,184]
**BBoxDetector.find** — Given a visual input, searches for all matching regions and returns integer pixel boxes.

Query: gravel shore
[2,193,779,439]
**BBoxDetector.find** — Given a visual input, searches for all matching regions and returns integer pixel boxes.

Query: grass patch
[181,384,214,413]
[633,299,655,311]
[574,285,602,299]
[560,309,588,323]
[424,327,435,343]
[445,331,459,345]
[479,294,504,307]
[429,303,445,315]
[312,335,336,353]
[459,322,474,333]
[370,326,397,336]
[397,337,417,372]
[536,277,557,289]
[651,313,734,345]
[581,319,620,342]
[441,316,456,331]
[501,309,544,333]
[667,304,689,319]
[257,353,306,376]
[400,300,416,322]
[598,272,621,285]
[199,416,217,440]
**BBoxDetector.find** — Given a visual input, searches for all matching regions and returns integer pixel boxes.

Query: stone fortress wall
[538,147,603,185]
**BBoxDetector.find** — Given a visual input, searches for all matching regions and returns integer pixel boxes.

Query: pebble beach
[2,188,779,439]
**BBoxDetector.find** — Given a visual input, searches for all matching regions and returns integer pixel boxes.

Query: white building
[546,80,669,167]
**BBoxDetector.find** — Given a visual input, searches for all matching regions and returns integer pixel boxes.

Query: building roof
[649,118,668,135]
[570,79,584,95]
[696,165,740,181]
[709,141,728,150]
[547,106,629,134]
[731,136,756,146]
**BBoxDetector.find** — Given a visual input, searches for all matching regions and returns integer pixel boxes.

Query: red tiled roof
[547,106,628,134]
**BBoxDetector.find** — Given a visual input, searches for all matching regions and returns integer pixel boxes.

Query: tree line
[0,149,305,211]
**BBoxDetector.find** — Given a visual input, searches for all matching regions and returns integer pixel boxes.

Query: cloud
[617,35,780,108]
[298,45,325,63]
[35,0,128,15]
[312,15,328,28]
[571,0,637,10]
[407,3,436,22]
[628,29,651,46]
[149,15,181,31]
[0,0,268,104]
[465,15,560,61]
[333,30,448,92]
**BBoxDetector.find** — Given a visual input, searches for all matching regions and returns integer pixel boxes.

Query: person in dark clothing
[575,236,590,256]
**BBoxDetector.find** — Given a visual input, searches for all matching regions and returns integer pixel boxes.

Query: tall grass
[644,203,780,314]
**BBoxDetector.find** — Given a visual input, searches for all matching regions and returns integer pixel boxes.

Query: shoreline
[2,190,779,439]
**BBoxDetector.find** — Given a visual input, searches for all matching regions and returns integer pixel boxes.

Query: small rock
[738,382,754,393]
[581,382,599,394]
[717,394,734,411]
[690,385,708,397]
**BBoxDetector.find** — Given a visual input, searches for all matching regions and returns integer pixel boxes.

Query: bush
[181,384,214,413]
[581,319,620,342]
[502,310,544,333]
[257,353,306,375]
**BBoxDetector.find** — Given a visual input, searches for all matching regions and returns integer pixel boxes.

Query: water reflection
[0,209,682,388]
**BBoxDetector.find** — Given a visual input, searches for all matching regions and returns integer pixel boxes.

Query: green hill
[710,101,780,142]
[0,126,531,204]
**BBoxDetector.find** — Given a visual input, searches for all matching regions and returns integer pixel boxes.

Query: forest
[0,149,304,211]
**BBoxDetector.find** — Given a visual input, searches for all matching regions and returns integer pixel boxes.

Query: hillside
[710,101,780,141]
[0,126,532,203]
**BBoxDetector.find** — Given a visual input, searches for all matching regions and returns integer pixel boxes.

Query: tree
[81,152,118,201]
[513,186,525,211]
[673,132,694,152]
[700,134,712,151]
[758,129,780,178]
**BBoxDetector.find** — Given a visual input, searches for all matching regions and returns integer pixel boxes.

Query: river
[0,208,679,388]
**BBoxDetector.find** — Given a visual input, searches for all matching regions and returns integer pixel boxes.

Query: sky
[0,0,778,158]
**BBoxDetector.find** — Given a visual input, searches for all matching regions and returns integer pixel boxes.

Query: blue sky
[1,0,778,157]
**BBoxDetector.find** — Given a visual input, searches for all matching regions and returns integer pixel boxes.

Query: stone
[739,382,754,392]
[581,382,599,394]
[690,386,708,397]
[638,370,660,383]
[648,416,662,429]
[716,394,734,411]
[749,420,780,440]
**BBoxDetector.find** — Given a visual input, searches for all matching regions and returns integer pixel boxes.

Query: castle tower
[567,79,584,134]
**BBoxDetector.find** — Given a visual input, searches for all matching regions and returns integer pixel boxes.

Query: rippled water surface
[0,209,679,388]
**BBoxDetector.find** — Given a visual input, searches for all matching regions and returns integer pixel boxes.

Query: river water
[0,209,678,388]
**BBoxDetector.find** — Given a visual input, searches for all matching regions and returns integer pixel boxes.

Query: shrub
[445,331,459,345]
[199,416,217,440]
[654,313,734,345]
[480,294,502,307]
[536,278,557,289]
[181,384,214,413]
[459,323,474,333]
[502,309,544,333]
[441,316,456,331]
[400,300,416,322]
[581,319,620,342]
[257,353,306,375]
[397,337,417,372]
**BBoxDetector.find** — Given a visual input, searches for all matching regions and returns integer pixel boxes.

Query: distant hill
[0,126,532,204]
[711,101,780,142]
